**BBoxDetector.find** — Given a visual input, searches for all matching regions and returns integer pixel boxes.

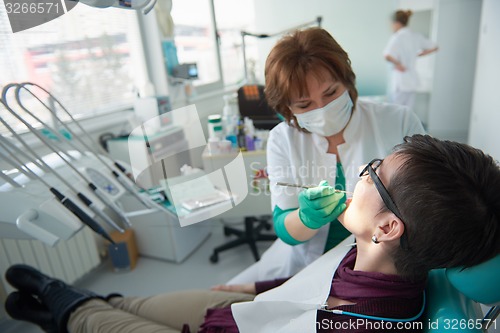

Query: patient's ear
[375,215,405,243]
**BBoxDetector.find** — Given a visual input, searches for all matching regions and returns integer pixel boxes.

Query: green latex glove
[298,180,346,229]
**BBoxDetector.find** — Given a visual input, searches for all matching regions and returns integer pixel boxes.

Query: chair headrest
[445,254,500,305]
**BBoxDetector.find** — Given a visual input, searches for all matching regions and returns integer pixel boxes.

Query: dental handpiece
[275,182,353,195]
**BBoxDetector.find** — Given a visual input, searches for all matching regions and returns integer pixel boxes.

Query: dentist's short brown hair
[264,27,358,131]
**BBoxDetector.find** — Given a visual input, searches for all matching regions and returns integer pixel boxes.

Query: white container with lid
[208,114,223,140]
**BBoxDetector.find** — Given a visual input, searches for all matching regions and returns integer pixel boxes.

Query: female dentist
[227,27,425,284]
[384,10,439,109]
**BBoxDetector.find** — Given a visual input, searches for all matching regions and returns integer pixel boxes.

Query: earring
[371,235,379,244]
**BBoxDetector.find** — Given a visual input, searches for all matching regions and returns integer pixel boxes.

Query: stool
[209,216,276,263]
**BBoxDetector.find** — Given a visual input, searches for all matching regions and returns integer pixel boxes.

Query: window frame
[0,3,149,137]
[166,0,224,97]
[1,0,236,141]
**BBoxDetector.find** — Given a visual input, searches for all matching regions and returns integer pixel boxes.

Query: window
[1,0,267,137]
[214,0,257,86]
[0,3,144,134]
[171,0,221,89]
[170,0,262,89]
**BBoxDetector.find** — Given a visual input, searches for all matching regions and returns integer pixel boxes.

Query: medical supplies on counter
[206,93,270,154]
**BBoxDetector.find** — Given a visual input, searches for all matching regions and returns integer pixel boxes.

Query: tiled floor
[1,221,274,333]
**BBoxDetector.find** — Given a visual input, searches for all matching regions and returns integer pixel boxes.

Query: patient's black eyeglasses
[359,159,408,250]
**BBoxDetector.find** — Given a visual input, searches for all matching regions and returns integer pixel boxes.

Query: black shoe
[5,264,55,296]
[5,292,57,333]
[42,280,101,333]
[6,264,101,333]
[105,293,123,301]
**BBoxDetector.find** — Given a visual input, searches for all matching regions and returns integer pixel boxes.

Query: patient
[4,134,500,333]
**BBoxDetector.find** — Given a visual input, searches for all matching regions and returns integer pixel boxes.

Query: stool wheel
[210,253,219,263]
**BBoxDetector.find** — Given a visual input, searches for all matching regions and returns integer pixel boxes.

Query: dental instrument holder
[0,137,115,245]
[0,87,210,262]
[0,146,210,262]
[15,82,162,214]
[1,90,120,240]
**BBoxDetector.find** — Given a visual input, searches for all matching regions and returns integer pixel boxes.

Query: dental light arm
[70,0,157,14]
[241,16,322,82]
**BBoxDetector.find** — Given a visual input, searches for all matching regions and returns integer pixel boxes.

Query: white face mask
[295,90,353,136]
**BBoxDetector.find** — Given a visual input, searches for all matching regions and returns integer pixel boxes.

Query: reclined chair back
[425,255,500,332]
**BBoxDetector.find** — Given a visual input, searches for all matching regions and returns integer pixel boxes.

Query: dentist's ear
[374,216,405,243]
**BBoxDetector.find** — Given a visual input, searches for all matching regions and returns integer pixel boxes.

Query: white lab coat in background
[227,99,425,285]
[384,27,437,108]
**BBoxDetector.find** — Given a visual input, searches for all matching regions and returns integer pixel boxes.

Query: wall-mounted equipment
[172,63,199,80]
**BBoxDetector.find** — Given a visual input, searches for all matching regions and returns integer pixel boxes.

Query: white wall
[468,0,500,160]
[427,0,482,140]
[252,0,396,96]
[400,0,483,141]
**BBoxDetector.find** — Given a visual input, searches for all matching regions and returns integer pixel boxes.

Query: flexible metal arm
[18,83,157,210]
[241,16,322,82]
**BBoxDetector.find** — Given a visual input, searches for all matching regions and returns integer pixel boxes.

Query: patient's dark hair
[388,134,500,281]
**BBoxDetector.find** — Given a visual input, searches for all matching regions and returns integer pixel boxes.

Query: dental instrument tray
[181,191,232,211]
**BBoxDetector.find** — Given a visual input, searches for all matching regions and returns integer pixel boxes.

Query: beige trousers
[68,290,255,333]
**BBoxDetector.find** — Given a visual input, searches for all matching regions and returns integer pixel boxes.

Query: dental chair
[424,255,500,332]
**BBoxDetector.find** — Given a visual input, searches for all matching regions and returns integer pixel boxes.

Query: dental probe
[276,182,353,195]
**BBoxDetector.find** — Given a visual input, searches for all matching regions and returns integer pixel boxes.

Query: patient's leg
[68,299,180,333]
[107,290,254,332]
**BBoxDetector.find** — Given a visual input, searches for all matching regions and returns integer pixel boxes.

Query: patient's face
[338,153,402,242]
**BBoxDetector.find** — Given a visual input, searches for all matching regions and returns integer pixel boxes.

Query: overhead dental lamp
[70,0,158,14]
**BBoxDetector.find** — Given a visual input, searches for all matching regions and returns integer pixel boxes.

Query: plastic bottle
[244,117,255,151]
[222,94,239,146]
[222,95,239,130]
[226,126,238,148]
[222,95,234,125]
[237,119,247,151]
[207,114,223,140]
